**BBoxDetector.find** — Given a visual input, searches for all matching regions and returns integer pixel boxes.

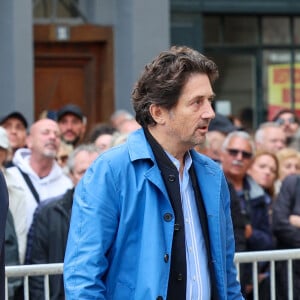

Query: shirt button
[163,213,173,222]
[177,273,183,281]
[164,254,169,263]
[168,174,176,182]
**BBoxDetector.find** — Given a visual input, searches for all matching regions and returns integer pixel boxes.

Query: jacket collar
[127,128,154,162]
[127,128,220,180]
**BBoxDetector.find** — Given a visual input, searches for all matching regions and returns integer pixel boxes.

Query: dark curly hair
[132,46,219,127]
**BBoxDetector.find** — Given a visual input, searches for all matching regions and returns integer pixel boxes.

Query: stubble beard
[43,149,57,159]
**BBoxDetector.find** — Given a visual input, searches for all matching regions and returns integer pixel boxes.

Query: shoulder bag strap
[17,167,40,203]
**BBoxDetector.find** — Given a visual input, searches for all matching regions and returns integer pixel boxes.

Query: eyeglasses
[275,117,296,125]
[226,148,253,159]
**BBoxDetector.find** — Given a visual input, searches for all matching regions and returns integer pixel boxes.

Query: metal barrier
[5,263,63,300]
[5,249,300,300]
[234,249,300,300]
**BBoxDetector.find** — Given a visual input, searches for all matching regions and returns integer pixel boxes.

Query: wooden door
[34,24,114,135]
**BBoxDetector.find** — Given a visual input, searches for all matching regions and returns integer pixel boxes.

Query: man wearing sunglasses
[220,131,274,298]
[272,109,300,150]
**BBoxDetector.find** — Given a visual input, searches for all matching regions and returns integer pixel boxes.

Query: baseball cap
[0,111,28,129]
[57,104,84,122]
[0,126,10,150]
[208,113,238,134]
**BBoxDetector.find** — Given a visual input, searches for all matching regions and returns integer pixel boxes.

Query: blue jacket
[64,129,243,299]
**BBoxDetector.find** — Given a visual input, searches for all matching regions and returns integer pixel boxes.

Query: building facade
[1,0,300,131]
[171,0,300,129]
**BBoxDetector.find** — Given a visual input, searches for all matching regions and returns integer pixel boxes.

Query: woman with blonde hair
[275,147,300,194]
[247,150,279,200]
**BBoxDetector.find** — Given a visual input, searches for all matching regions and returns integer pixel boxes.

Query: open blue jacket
[64,129,243,299]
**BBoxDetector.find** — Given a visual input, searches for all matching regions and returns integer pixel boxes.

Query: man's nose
[202,101,215,119]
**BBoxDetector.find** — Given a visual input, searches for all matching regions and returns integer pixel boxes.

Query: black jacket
[227,182,247,252]
[27,188,74,300]
[273,175,300,299]
[0,171,9,300]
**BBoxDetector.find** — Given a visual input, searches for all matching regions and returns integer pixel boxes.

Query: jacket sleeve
[222,175,245,299]
[64,157,120,299]
[247,200,274,251]
[27,203,50,300]
[228,182,247,252]
[273,175,300,248]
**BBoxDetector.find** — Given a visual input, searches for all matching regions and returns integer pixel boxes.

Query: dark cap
[57,104,84,122]
[208,113,237,134]
[0,111,28,129]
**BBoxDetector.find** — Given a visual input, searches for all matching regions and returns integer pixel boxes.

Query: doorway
[34,24,114,134]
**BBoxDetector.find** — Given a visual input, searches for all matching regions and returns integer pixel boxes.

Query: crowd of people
[0,46,299,300]
[198,109,300,299]
[0,105,141,299]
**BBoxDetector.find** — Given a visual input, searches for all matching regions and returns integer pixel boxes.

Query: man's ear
[149,104,166,125]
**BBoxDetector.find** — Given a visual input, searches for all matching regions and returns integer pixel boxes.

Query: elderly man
[6,118,73,230]
[57,104,86,147]
[27,144,101,300]
[254,122,286,153]
[220,131,274,298]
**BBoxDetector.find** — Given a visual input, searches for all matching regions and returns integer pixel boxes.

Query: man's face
[27,119,61,158]
[276,112,299,138]
[70,150,99,185]
[204,131,226,162]
[221,136,253,180]
[279,156,300,180]
[262,127,286,152]
[58,114,86,146]
[160,73,215,153]
[95,134,113,152]
[2,118,27,150]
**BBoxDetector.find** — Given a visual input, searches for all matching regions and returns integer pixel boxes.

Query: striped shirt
[167,151,211,300]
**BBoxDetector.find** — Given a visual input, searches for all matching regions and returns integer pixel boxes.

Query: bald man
[6,119,73,231]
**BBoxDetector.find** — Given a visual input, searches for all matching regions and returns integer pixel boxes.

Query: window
[203,14,300,129]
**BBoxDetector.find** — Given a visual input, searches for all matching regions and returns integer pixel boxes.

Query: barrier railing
[5,249,300,300]
[5,263,63,300]
[234,249,300,300]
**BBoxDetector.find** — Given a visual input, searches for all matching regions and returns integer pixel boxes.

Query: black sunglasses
[226,148,253,159]
[275,117,296,125]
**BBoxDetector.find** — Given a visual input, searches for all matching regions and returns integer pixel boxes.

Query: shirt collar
[165,150,192,173]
